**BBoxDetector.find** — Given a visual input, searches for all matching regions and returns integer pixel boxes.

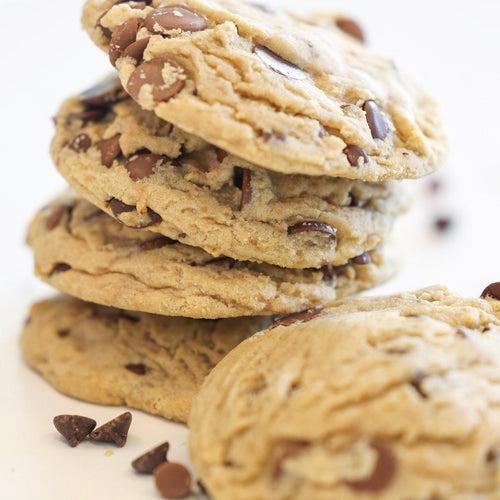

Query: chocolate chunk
[53,415,96,447]
[97,134,121,167]
[346,439,397,491]
[127,58,185,103]
[335,18,365,43]
[132,441,170,473]
[272,308,322,328]
[69,134,91,153]
[154,462,192,499]
[66,108,106,124]
[350,252,371,265]
[433,216,453,233]
[343,145,368,167]
[122,36,151,64]
[216,148,228,162]
[273,441,309,478]
[90,411,132,447]
[96,11,113,39]
[109,18,143,66]
[80,77,123,107]
[481,282,500,301]
[145,5,207,33]
[254,45,307,80]
[287,221,337,240]
[108,198,161,228]
[363,100,389,140]
[410,371,427,398]
[140,236,176,250]
[239,168,252,210]
[125,153,163,180]
[49,263,72,275]
[125,363,148,375]
[46,204,70,230]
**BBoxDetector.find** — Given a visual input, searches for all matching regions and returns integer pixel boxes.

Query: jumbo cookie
[82,0,447,181]
[28,195,394,318]
[189,285,500,500]
[51,79,408,269]
[20,295,269,423]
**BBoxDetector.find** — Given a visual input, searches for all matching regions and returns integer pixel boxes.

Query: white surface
[1,0,499,498]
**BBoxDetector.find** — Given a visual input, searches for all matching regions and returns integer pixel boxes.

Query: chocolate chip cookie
[20,295,269,423]
[82,0,447,181]
[189,285,500,499]
[51,80,408,269]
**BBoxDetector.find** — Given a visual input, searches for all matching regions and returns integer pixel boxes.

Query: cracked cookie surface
[20,295,268,423]
[189,286,500,500]
[28,195,394,318]
[51,81,407,269]
[82,0,447,181]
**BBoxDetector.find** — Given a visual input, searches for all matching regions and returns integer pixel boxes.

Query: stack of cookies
[22,1,447,433]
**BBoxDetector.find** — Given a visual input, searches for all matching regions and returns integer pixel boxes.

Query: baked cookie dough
[28,195,394,318]
[20,295,269,423]
[189,285,500,499]
[82,0,447,181]
[51,80,407,269]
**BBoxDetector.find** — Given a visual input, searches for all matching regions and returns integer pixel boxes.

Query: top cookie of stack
[82,0,447,181]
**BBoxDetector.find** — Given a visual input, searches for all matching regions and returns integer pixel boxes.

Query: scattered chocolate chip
[204,257,236,268]
[145,5,207,33]
[363,100,389,140]
[132,441,170,473]
[122,36,151,64]
[125,153,163,180]
[346,439,397,491]
[335,18,365,43]
[80,77,124,107]
[49,263,72,276]
[272,308,322,328]
[108,198,162,228]
[109,18,143,66]
[343,145,368,167]
[273,441,309,478]
[57,329,70,338]
[53,415,97,447]
[46,204,70,230]
[178,232,187,239]
[254,45,307,80]
[139,236,176,251]
[260,130,286,142]
[154,462,192,499]
[125,363,148,375]
[109,198,135,217]
[433,216,453,233]
[481,282,500,301]
[319,265,336,282]
[410,371,427,398]
[97,134,121,167]
[66,108,107,124]
[127,58,185,103]
[90,411,132,447]
[287,221,337,240]
[69,134,91,153]
[350,252,371,265]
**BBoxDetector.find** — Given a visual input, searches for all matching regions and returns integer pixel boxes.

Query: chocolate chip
[53,415,96,447]
[216,148,228,162]
[127,58,185,103]
[109,18,143,66]
[260,130,286,142]
[145,5,207,33]
[108,198,162,228]
[46,204,70,230]
[287,221,337,240]
[363,100,389,140]
[139,236,176,250]
[350,252,371,265]
[69,134,91,153]
[481,282,500,301]
[95,10,113,39]
[254,45,307,80]
[346,439,397,491]
[319,265,336,282]
[343,145,368,167]
[125,363,148,375]
[273,441,309,479]
[132,441,170,473]
[49,263,72,275]
[57,329,70,338]
[349,192,362,207]
[97,134,121,167]
[90,411,132,447]
[410,371,427,398]
[486,448,498,463]
[80,77,123,107]
[335,18,365,43]
[433,216,453,233]
[238,168,252,210]
[66,108,106,124]
[154,462,192,499]
[125,153,163,180]
[272,308,322,328]
[122,36,151,64]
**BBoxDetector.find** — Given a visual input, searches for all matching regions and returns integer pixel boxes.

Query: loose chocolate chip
[97,134,121,167]
[125,153,163,180]
[132,441,170,473]
[273,441,309,479]
[139,236,176,251]
[272,308,322,328]
[410,371,427,398]
[319,265,336,282]
[80,77,124,107]
[53,415,97,447]
[90,411,132,447]
[363,100,389,140]
[69,134,91,153]
[350,252,371,265]
[287,221,337,240]
[108,198,162,228]
[145,5,207,33]
[335,18,365,43]
[125,363,148,375]
[46,204,70,230]
[50,263,72,275]
[204,257,236,268]
[239,168,252,210]
[127,58,185,103]
[154,462,192,499]
[481,282,500,300]
[346,439,397,491]
[343,145,368,167]
[57,329,70,338]
[254,45,307,80]
[109,18,143,66]
[122,36,151,64]
[433,216,453,233]
[66,108,107,124]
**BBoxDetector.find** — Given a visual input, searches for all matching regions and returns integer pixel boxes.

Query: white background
[1,0,499,498]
